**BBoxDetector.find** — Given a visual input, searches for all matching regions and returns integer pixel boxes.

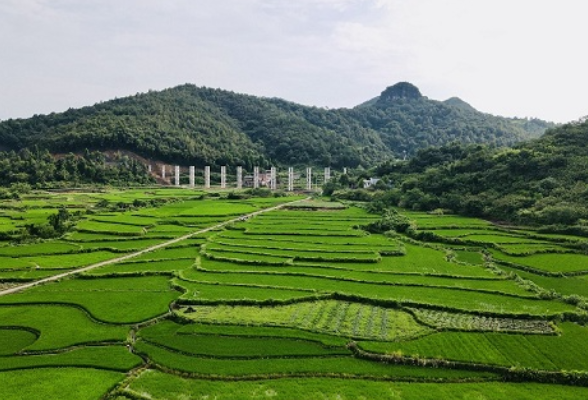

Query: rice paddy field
[1,188,588,399]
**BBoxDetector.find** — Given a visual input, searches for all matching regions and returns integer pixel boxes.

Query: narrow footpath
[0,197,308,297]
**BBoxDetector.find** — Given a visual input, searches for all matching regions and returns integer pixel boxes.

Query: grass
[0,276,179,323]
[0,305,128,350]
[244,226,365,237]
[76,220,147,235]
[496,243,571,255]
[196,259,532,297]
[0,219,19,233]
[66,231,144,241]
[453,250,485,265]
[0,328,38,355]
[135,199,260,217]
[0,368,125,400]
[87,259,195,276]
[460,234,545,245]
[175,322,349,348]
[283,199,347,209]
[4,192,588,397]
[0,269,59,280]
[174,278,314,302]
[360,322,588,371]
[0,345,142,371]
[408,214,494,228]
[418,229,491,237]
[216,229,398,247]
[182,269,569,316]
[204,249,292,264]
[139,320,349,358]
[90,214,158,226]
[498,265,588,298]
[136,340,494,379]
[0,242,81,256]
[373,244,496,278]
[490,250,588,274]
[132,246,200,262]
[78,239,165,251]
[210,236,401,254]
[205,242,381,261]
[12,251,123,269]
[408,308,554,334]
[127,370,588,400]
[146,224,196,234]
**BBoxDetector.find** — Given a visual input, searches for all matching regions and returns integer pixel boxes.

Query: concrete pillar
[220,166,227,189]
[236,166,243,189]
[189,166,195,188]
[306,167,312,190]
[161,165,166,179]
[288,167,294,192]
[270,167,277,190]
[324,167,331,183]
[253,167,259,189]
[174,166,180,186]
[204,166,211,189]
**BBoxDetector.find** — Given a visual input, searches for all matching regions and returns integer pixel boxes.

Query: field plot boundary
[0,197,309,297]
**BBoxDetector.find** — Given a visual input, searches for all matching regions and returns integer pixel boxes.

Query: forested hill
[375,118,588,226]
[0,82,553,168]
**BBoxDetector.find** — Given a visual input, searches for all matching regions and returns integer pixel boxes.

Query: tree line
[329,119,588,229]
[0,147,153,191]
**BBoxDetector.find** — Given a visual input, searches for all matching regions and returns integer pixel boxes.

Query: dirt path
[0,197,308,297]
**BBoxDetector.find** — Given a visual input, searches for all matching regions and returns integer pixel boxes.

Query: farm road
[0,197,309,297]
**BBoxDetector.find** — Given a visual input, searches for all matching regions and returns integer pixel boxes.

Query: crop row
[208,238,394,254]
[0,251,122,270]
[407,308,555,334]
[138,321,348,358]
[126,371,588,400]
[0,345,141,372]
[204,245,381,263]
[180,300,430,341]
[196,259,532,297]
[490,250,588,275]
[180,268,575,317]
[174,279,314,302]
[360,322,588,372]
[135,340,491,380]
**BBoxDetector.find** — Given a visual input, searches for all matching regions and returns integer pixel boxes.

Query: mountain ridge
[0,82,555,168]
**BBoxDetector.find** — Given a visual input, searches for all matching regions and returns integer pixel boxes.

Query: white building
[363,178,380,189]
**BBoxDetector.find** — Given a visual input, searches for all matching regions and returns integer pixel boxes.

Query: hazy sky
[1,0,587,123]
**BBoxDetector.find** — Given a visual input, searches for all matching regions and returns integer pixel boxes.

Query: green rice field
[1,188,588,399]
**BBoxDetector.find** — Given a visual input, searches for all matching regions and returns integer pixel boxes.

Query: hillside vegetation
[371,119,588,227]
[0,83,552,169]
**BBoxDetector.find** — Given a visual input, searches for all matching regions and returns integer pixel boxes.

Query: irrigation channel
[0,196,310,297]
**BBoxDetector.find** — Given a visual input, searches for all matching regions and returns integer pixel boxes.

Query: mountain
[374,118,588,226]
[443,97,476,112]
[350,82,553,154]
[0,83,554,169]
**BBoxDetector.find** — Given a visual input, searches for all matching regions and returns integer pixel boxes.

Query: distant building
[244,170,273,188]
[363,178,380,189]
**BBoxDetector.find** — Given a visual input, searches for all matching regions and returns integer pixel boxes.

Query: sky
[1,0,587,123]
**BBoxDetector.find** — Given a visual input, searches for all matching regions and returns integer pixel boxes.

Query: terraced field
[1,189,588,399]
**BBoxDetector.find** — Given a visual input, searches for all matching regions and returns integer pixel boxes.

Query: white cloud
[0,0,586,122]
